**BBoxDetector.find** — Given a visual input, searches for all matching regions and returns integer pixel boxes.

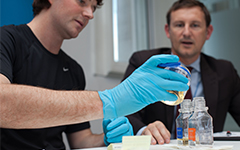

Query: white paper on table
[213,131,240,137]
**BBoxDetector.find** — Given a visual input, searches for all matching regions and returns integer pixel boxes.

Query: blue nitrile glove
[98,54,189,119]
[103,117,133,146]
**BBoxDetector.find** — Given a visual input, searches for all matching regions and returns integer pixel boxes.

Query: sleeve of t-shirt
[0,26,17,82]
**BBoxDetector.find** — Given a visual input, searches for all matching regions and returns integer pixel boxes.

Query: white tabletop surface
[74,140,240,150]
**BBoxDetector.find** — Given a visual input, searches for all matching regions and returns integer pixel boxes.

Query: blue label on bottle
[157,62,181,68]
[177,127,183,139]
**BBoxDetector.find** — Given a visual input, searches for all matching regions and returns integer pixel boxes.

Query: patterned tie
[175,66,193,138]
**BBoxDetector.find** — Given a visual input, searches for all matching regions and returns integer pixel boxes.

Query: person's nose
[182,25,191,38]
[83,6,94,20]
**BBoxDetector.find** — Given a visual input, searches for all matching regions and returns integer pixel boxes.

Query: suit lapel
[200,54,218,118]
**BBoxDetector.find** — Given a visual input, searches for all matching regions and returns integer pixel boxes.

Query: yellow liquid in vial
[182,137,188,146]
[177,137,188,146]
[161,91,186,106]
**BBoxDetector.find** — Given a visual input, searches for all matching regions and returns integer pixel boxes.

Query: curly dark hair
[32,0,103,16]
[166,0,211,27]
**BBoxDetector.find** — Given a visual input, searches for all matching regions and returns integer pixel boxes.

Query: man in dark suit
[122,0,240,145]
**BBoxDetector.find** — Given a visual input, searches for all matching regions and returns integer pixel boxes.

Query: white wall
[203,8,240,76]
[148,0,176,49]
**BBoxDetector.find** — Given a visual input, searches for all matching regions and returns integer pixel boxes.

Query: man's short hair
[166,0,211,27]
[32,0,103,16]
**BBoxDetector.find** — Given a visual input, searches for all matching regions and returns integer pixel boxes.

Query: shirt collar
[170,52,201,72]
[184,55,201,73]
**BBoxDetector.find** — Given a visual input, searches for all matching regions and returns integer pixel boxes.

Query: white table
[74,140,240,150]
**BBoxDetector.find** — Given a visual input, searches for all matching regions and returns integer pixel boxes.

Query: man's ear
[48,0,53,5]
[165,24,170,39]
[206,24,213,40]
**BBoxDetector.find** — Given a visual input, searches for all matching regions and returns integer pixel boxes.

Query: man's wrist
[98,90,117,119]
[136,126,147,135]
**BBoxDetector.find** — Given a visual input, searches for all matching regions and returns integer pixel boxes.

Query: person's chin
[178,50,194,58]
[70,29,82,38]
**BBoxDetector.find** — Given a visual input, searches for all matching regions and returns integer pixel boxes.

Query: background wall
[147,0,176,49]
[0,0,33,26]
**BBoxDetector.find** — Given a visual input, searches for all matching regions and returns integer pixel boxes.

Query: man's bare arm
[0,74,103,129]
[67,129,105,148]
[0,55,190,129]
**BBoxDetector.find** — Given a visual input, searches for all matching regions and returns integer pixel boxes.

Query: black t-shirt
[0,24,90,150]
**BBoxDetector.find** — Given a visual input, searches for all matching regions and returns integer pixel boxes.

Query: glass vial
[158,62,191,106]
[176,99,192,146]
[188,97,214,147]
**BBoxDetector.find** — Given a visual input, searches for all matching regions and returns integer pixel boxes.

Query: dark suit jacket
[122,48,240,134]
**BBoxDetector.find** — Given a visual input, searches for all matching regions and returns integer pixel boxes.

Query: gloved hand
[103,117,133,146]
[98,54,189,119]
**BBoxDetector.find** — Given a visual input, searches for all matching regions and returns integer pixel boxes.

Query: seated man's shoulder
[202,53,233,66]
[202,53,236,73]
